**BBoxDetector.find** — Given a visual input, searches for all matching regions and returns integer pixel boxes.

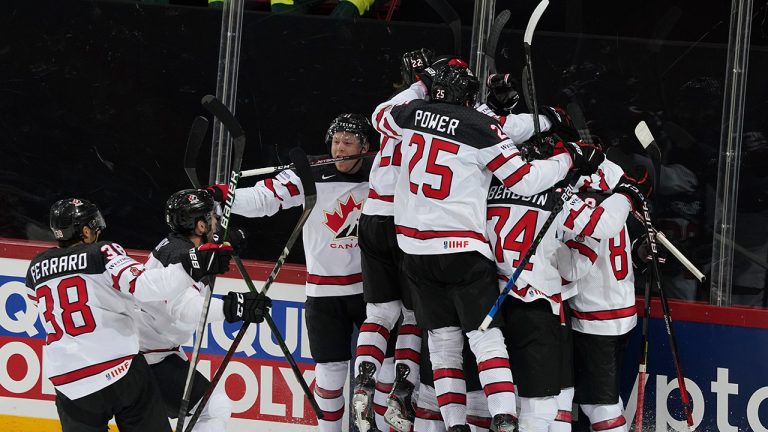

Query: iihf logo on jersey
[444,240,470,249]
[323,194,362,242]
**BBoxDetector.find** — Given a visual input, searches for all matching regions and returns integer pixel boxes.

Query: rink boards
[2,238,768,431]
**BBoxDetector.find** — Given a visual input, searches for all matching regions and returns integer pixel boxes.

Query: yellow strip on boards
[0,415,119,432]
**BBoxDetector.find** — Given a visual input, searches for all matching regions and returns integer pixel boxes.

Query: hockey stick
[521,0,549,144]
[241,151,376,179]
[184,116,210,189]
[635,122,695,430]
[185,147,322,430]
[176,95,246,431]
[479,0,557,331]
[569,108,705,282]
[424,0,461,55]
[485,9,511,75]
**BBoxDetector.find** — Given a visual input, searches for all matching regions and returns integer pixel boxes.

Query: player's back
[393,100,510,259]
[569,193,637,336]
[26,241,140,399]
[486,177,564,298]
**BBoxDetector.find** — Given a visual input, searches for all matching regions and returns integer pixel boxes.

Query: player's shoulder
[150,233,193,266]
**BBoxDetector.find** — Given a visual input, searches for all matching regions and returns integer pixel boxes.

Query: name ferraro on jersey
[28,253,88,284]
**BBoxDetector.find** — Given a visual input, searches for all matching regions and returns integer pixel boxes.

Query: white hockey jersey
[372,93,573,259]
[487,179,633,314]
[25,241,192,399]
[138,233,226,364]
[232,163,369,297]
[365,85,552,218]
[560,193,637,336]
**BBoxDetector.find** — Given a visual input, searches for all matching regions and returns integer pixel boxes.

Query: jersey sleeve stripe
[395,224,487,242]
[264,179,284,201]
[284,181,301,197]
[368,188,394,202]
[564,202,587,230]
[486,152,515,172]
[433,368,465,380]
[437,392,467,406]
[502,164,532,188]
[49,354,135,385]
[570,305,636,321]
[306,273,363,285]
[565,240,598,263]
[110,263,141,292]
[592,416,627,431]
[580,206,605,237]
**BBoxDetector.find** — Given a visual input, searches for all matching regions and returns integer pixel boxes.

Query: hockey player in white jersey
[558,168,654,432]
[25,198,235,432]
[485,136,652,432]
[139,189,271,432]
[372,62,604,432]
[208,113,374,432]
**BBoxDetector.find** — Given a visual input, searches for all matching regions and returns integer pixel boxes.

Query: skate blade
[383,405,413,432]
[352,398,371,432]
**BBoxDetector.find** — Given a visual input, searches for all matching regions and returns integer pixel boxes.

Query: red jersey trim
[571,305,637,321]
[395,225,487,242]
[368,188,394,202]
[502,164,532,188]
[565,240,598,263]
[49,354,135,386]
[306,273,363,286]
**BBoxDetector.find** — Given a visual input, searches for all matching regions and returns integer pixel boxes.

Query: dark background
[1,0,766,267]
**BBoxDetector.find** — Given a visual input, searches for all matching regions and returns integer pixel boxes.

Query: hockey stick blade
[241,151,376,179]
[524,0,550,45]
[184,116,209,189]
[424,0,462,55]
[485,10,511,74]
[201,94,247,174]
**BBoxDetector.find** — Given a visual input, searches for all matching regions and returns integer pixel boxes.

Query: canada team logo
[323,194,362,241]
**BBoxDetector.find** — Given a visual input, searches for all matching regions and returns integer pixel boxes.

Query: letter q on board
[0,280,39,337]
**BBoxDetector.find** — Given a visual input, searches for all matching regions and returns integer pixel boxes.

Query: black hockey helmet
[431,64,479,106]
[50,198,106,241]
[165,189,215,235]
[325,113,374,149]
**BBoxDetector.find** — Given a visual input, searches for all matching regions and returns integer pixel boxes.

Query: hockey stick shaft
[184,116,210,189]
[636,276,652,431]
[521,0,549,142]
[185,146,320,429]
[240,151,376,178]
[639,201,694,429]
[177,96,246,430]
[185,256,322,430]
[630,211,706,282]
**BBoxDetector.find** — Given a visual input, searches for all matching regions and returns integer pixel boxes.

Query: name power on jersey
[414,110,460,135]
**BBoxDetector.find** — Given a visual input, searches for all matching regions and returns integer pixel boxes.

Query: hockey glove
[555,140,604,176]
[213,226,247,253]
[539,106,579,142]
[613,166,653,211]
[486,73,520,115]
[631,234,667,273]
[223,291,272,324]
[401,48,434,86]
[206,184,229,203]
[181,242,233,282]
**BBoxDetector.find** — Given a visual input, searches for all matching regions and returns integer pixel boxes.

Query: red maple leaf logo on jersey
[324,194,363,240]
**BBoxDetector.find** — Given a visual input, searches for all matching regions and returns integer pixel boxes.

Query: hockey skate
[490,413,519,432]
[447,425,471,432]
[352,361,377,432]
[384,364,416,432]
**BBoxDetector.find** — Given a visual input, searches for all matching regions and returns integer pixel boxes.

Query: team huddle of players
[25,49,652,432]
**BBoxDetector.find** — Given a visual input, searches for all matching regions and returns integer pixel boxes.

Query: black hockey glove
[181,242,233,282]
[213,226,247,253]
[631,234,667,273]
[223,291,272,324]
[539,106,579,142]
[401,48,434,86]
[613,166,653,211]
[555,140,605,176]
[486,73,520,115]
